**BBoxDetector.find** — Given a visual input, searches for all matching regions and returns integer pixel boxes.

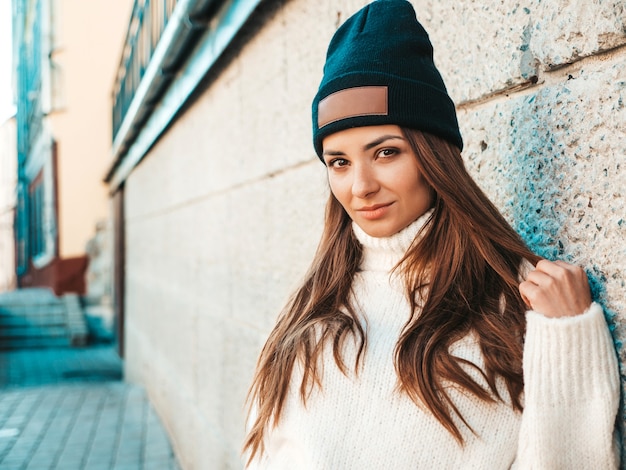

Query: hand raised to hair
[519,259,592,318]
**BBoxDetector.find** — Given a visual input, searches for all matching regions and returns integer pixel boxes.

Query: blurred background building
[12,0,132,299]
[0,114,17,292]
[10,0,134,343]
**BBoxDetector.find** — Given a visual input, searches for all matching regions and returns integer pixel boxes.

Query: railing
[112,0,179,140]
[111,0,224,154]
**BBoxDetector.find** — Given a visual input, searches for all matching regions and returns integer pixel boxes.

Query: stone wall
[121,1,626,468]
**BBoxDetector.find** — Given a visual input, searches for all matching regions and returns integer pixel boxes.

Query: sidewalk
[0,346,181,470]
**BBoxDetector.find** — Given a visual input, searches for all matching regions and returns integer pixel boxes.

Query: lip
[356,202,393,220]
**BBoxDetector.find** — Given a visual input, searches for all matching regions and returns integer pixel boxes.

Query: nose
[351,162,380,198]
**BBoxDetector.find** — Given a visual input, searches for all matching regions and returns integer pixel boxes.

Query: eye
[376,148,399,159]
[327,158,349,168]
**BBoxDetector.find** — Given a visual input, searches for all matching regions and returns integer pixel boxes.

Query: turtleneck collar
[352,208,434,272]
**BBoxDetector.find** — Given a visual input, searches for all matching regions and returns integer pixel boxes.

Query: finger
[533,260,583,289]
[547,260,589,288]
[553,260,573,268]
[534,259,565,276]
[519,258,545,282]
[519,289,531,309]
[552,261,591,288]
[537,259,584,277]
[553,260,582,275]
[519,280,540,308]
[524,268,554,287]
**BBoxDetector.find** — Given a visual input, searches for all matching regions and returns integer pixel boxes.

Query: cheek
[404,174,431,209]
[328,177,349,206]
[414,181,432,208]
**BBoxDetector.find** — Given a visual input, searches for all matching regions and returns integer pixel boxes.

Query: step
[0,288,60,305]
[0,335,71,349]
[0,324,71,349]
[0,312,68,327]
[0,325,69,338]
[0,289,88,349]
[0,303,65,316]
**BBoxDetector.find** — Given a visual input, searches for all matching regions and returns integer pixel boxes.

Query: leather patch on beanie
[318,86,388,128]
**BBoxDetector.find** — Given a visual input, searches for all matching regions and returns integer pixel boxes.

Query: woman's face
[322,125,432,238]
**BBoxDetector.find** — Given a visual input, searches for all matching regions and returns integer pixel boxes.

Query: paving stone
[0,346,181,469]
[84,465,112,470]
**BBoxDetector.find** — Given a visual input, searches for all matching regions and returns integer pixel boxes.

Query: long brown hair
[243,129,541,462]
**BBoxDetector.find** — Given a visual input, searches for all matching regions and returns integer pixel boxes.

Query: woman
[244,0,620,468]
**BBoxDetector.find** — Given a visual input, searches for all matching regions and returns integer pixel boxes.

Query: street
[0,346,180,469]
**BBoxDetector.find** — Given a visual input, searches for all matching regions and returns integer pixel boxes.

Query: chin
[358,223,402,238]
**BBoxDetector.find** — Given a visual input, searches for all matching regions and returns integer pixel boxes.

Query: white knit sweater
[247,211,620,469]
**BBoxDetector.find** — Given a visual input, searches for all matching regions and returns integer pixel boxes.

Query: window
[28,172,45,258]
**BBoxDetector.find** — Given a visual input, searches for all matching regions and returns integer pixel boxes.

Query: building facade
[0,116,17,292]
[106,0,626,468]
[12,0,133,296]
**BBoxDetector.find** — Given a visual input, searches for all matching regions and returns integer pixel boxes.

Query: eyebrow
[322,134,405,158]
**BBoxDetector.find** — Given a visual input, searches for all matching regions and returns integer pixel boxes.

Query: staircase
[0,288,89,349]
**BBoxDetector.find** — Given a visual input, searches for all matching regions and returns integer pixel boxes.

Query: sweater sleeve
[513,302,621,469]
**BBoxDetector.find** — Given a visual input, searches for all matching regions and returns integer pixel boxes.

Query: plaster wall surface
[47,0,134,258]
[121,0,626,468]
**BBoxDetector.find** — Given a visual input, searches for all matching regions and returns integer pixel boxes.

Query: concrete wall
[121,0,626,468]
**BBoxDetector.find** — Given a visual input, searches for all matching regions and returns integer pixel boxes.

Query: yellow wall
[47,0,134,258]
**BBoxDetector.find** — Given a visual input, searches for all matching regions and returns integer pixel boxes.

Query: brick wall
[121,1,626,468]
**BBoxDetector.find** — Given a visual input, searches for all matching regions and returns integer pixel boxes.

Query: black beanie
[312,0,463,159]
